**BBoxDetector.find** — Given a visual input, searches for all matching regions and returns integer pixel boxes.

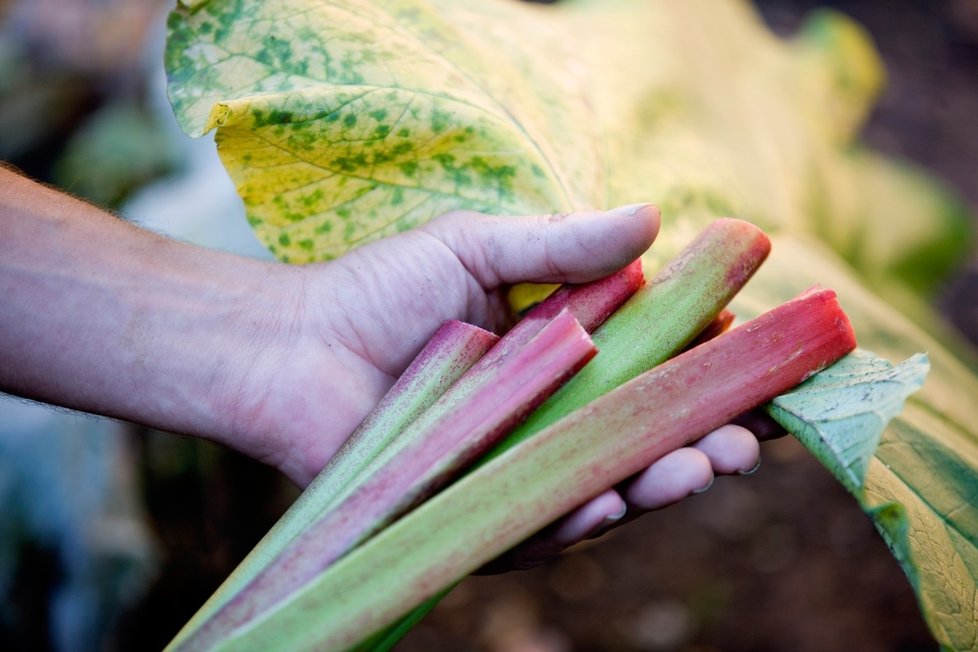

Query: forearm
[0,167,298,441]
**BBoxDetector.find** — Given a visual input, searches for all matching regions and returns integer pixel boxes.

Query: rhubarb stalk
[172,309,597,652]
[170,262,644,650]
[174,320,497,634]
[213,287,856,651]
[488,217,771,460]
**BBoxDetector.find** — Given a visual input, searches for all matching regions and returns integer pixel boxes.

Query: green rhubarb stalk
[214,287,857,651]
[172,320,497,637]
[170,262,643,651]
[687,308,736,348]
[362,308,744,652]
[173,309,597,652]
[360,222,767,652]
[487,217,770,460]
[499,258,645,351]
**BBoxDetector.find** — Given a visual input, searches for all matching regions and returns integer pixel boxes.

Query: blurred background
[0,0,975,650]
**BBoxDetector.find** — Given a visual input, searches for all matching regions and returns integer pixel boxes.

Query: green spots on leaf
[256,35,295,70]
[251,108,295,128]
[399,161,419,177]
[343,113,358,128]
[430,108,452,134]
[300,189,324,207]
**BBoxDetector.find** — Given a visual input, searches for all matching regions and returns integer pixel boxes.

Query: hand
[0,167,764,562]
[227,204,764,559]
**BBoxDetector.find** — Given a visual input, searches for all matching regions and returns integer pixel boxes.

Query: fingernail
[583,505,629,541]
[691,477,714,495]
[607,203,654,217]
[603,503,628,526]
[737,459,762,476]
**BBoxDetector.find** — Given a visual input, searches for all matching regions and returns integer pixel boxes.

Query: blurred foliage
[0,399,157,652]
[0,2,179,650]
[51,102,181,208]
[0,0,179,207]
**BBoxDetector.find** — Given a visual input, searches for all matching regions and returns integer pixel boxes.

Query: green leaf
[767,349,929,494]
[165,0,978,647]
[765,348,978,649]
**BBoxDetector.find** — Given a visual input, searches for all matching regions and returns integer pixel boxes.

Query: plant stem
[486,217,770,461]
[174,309,596,652]
[169,320,497,641]
[215,288,857,651]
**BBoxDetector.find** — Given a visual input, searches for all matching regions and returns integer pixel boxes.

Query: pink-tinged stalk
[498,258,645,349]
[169,320,497,641]
[687,309,736,349]
[173,309,597,652]
[487,218,771,461]
[333,223,765,652]
[402,258,642,446]
[169,264,642,651]
[216,288,856,652]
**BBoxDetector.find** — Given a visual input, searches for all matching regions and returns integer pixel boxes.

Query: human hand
[227,204,764,558]
[0,170,764,561]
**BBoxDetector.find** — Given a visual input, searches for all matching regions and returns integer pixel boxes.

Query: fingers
[482,424,762,573]
[477,490,627,574]
[550,489,627,547]
[419,204,660,288]
[626,425,760,510]
[692,424,761,475]
[624,447,715,510]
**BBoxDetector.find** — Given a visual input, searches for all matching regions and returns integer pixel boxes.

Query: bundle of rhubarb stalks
[168,219,857,651]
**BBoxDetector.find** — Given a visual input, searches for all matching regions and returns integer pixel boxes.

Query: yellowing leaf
[166,0,612,261]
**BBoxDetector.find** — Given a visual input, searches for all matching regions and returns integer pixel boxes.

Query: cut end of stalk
[686,309,736,349]
[650,218,771,287]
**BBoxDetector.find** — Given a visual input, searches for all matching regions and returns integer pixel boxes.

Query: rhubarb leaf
[770,349,978,651]
[767,349,929,494]
[165,0,579,262]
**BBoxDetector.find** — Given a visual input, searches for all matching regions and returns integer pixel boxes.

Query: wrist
[124,237,308,449]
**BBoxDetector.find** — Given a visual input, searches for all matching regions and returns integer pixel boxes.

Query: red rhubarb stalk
[497,258,645,352]
[217,288,856,651]
[174,309,597,652]
[176,320,498,632]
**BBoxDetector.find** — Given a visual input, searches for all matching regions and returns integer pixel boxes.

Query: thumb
[419,204,660,289]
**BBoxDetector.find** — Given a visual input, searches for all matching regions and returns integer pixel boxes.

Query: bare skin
[0,166,760,560]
